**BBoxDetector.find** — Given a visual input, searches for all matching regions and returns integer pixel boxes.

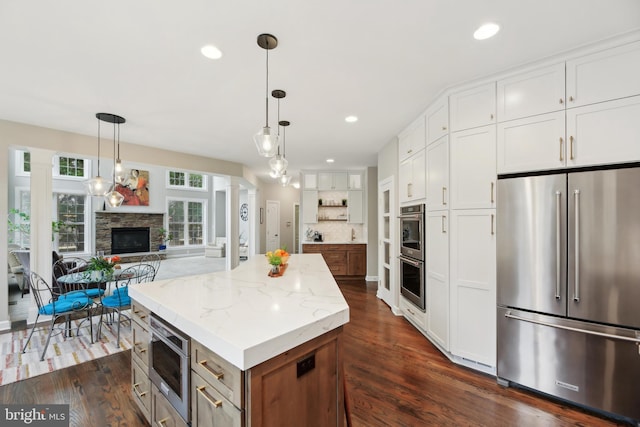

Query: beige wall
[258,182,300,254]
[366,166,378,278]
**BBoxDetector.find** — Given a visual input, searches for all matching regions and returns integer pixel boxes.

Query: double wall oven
[399,204,425,311]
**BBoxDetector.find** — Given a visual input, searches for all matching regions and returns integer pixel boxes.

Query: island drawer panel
[192,339,244,409]
[192,371,244,427]
[131,358,151,422]
[131,318,150,368]
[151,383,188,427]
[131,301,150,327]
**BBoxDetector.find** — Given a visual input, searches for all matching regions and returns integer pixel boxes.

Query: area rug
[0,313,132,386]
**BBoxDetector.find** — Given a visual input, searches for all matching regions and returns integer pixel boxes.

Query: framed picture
[115,169,150,206]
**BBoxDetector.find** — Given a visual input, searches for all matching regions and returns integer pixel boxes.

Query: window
[55,156,86,178]
[167,170,207,190]
[23,152,31,173]
[56,193,86,253]
[167,198,206,246]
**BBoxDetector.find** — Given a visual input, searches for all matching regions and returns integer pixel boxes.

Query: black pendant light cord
[97,119,101,176]
[117,122,121,159]
[265,44,269,127]
[112,122,117,182]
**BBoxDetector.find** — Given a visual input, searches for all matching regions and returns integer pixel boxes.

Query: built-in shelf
[319,218,348,222]
[318,205,347,207]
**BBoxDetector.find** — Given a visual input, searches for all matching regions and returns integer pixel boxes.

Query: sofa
[205,237,226,258]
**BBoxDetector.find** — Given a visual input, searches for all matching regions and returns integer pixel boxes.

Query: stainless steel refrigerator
[497,166,640,422]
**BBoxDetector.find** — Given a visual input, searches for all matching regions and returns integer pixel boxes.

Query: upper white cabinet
[302,172,317,190]
[318,172,348,190]
[302,190,318,223]
[567,40,640,108]
[399,150,426,204]
[398,116,426,162]
[450,125,496,209]
[426,96,449,145]
[347,190,364,223]
[497,63,566,122]
[426,135,449,211]
[348,171,364,190]
[566,95,640,167]
[497,111,566,174]
[450,82,496,132]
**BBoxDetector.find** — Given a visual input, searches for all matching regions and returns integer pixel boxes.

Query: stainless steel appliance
[399,204,425,310]
[497,166,640,422]
[149,314,191,423]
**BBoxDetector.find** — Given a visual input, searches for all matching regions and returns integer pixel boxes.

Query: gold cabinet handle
[441,215,446,233]
[569,95,574,102]
[441,125,447,131]
[156,418,169,427]
[570,136,574,160]
[442,187,447,205]
[407,183,412,198]
[490,182,495,204]
[197,385,223,408]
[559,137,564,161]
[490,113,494,120]
[559,98,564,104]
[133,382,147,398]
[198,359,224,380]
[134,343,147,353]
[491,214,495,235]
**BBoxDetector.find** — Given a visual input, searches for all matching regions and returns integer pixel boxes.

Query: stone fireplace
[95,212,164,255]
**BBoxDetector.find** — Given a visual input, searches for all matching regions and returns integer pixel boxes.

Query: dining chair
[52,257,105,299]
[97,263,155,348]
[22,271,95,361]
[140,253,161,280]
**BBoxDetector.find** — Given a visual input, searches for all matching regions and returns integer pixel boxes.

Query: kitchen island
[129,254,350,427]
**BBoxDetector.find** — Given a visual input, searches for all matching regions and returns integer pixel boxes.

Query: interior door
[377,177,394,308]
[266,200,280,252]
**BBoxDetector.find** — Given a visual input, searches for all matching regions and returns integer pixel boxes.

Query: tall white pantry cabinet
[392,34,640,374]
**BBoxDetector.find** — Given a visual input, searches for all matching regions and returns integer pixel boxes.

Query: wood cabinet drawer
[131,358,151,422]
[151,383,188,427]
[192,371,244,427]
[131,318,150,368]
[131,300,150,326]
[191,340,244,409]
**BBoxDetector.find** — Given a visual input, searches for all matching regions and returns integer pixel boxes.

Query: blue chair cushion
[60,288,105,300]
[39,297,92,315]
[102,294,131,308]
[111,286,128,297]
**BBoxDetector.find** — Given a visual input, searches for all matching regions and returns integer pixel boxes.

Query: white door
[377,177,396,310]
[266,200,280,252]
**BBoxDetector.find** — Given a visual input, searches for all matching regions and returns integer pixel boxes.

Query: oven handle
[150,317,189,355]
[397,214,423,220]
[398,255,421,267]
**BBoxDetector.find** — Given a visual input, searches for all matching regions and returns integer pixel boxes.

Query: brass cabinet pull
[490,113,494,120]
[197,385,223,408]
[134,344,147,354]
[570,136,574,160]
[156,418,169,427]
[559,137,564,162]
[133,382,147,397]
[441,125,447,131]
[407,148,413,155]
[491,214,495,235]
[490,182,495,204]
[559,98,564,104]
[441,215,446,233]
[407,183,412,198]
[569,95,574,102]
[198,359,224,380]
[442,187,447,205]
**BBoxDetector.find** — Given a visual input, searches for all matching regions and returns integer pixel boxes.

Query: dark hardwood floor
[0,280,629,426]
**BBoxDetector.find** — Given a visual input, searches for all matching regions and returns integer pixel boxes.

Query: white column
[0,145,10,330]
[248,189,258,257]
[225,177,240,270]
[27,148,56,324]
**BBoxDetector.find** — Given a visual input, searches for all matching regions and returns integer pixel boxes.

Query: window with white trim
[167,198,206,246]
[167,170,207,191]
[15,150,89,179]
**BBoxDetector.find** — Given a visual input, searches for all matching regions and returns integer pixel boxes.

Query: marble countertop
[129,254,350,370]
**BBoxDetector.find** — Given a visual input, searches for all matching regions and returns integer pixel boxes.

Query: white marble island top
[129,254,350,370]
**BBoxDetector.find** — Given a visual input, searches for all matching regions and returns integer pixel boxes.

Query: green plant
[159,227,173,243]
[7,208,66,243]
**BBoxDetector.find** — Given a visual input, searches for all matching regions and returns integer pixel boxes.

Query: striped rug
[0,313,132,386]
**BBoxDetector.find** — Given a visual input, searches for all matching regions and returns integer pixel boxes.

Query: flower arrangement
[88,255,121,274]
[265,248,289,267]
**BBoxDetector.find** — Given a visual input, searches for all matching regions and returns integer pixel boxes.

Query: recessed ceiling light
[326,158,335,164]
[345,115,358,123]
[201,44,223,59]
[473,23,500,40]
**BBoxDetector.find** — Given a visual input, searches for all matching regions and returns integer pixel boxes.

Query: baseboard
[0,320,11,332]
[365,275,378,282]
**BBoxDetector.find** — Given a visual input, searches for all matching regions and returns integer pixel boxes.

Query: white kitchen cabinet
[302,172,317,190]
[450,209,496,368]
[450,125,496,209]
[348,171,364,190]
[426,135,449,211]
[426,210,449,351]
[318,172,348,190]
[566,95,640,167]
[497,63,566,122]
[400,295,427,331]
[347,190,363,223]
[566,40,640,108]
[497,111,566,174]
[450,82,496,132]
[398,116,426,161]
[302,190,318,223]
[399,149,426,204]
[426,96,449,145]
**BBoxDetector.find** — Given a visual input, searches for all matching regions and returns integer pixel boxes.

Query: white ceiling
[1,1,639,182]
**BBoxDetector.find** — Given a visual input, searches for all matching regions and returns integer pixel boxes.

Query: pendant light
[96,113,126,208]
[113,121,126,184]
[269,89,288,177]
[278,120,292,187]
[254,33,279,158]
[84,114,113,196]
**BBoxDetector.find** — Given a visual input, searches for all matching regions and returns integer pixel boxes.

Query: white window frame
[15,151,31,177]
[166,169,208,192]
[53,190,90,255]
[15,150,90,180]
[166,197,208,247]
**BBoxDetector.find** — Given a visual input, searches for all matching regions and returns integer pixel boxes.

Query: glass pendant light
[269,89,288,176]
[278,120,292,186]
[84,114,113,196]
[254,34,279,158]
[113,121,126,184]
[96,113,125,208]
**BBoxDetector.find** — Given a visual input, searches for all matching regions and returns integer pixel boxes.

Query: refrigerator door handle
[556,190,562,300]
[504,311,640,344]
[574,189,580,302]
